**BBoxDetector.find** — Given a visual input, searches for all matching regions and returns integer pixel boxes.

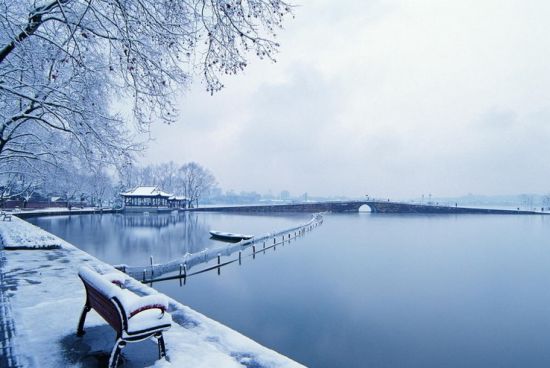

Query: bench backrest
[82,279,124,332]
[79,267,127,333]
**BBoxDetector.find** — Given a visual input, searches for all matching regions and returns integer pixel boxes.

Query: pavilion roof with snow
[121,186,189,210]
[121,186,172,198]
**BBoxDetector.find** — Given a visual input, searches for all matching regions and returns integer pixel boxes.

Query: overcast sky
[142,0,550,199]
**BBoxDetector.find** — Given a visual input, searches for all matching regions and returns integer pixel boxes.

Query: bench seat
[77,266,171,367]
[117,287,172,336]
[127,308,172,336]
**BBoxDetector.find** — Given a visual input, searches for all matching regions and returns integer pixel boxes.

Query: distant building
[120,186,189,212]
[168,196,188,209]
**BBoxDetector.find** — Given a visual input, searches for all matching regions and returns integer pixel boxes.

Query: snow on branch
[0,0,292,174]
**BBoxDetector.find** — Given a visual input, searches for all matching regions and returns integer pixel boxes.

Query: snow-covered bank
[13,207,120,219]
[0,217,304,367]
[0,218,61,249]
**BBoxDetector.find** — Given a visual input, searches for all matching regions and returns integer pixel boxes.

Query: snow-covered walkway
[0,217,304,368]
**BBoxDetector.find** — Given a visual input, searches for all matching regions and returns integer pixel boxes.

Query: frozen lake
[29,212,550,368]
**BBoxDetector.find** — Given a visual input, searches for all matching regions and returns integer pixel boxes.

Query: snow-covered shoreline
[0,217,61,249]
[0,216,304,367]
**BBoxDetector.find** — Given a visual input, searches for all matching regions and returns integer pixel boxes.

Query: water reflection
[135,216,321,283]
[28,212,308,267]
[109,214,323,283]
[29,212,550,368]
[29,213,211,264]
[155,213,550,368]
[116,212,180,227]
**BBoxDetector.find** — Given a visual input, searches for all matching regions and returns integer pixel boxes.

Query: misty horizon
[139,0,550,199]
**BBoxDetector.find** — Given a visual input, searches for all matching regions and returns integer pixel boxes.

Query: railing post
[239,251,242,265]
[217,253,221,275]
[253,245,256,260]
[183,263,187,285]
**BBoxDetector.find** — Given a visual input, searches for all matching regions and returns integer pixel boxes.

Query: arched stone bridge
[184,201,544,214]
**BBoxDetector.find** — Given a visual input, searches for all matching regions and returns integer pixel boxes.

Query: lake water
[29,212,550,368]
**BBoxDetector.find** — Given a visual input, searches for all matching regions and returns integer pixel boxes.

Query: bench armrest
[127,294,169,319]
[102,272,129,287]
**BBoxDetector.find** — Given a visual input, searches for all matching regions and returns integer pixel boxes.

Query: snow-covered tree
[0,172,40,207]
[0,0,292,173]
[0,155,47,206]
[154,162,180,194]
[86,167,114,207]
[118,161,185,194]
[179,162,216,207]
[42,165,86,207]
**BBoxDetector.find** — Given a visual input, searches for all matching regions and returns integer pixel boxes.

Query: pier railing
[116,213,324,283]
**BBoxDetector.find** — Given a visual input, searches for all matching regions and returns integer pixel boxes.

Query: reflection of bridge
[184,201,546,214]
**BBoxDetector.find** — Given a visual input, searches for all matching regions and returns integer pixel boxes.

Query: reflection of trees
[115,213,180,228]
[110,213,212,260]
[179,212,210,254]
[29,213,212,264]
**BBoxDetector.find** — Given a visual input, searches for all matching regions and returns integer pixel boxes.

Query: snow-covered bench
[0,211,12,221]
[77,267,172,368]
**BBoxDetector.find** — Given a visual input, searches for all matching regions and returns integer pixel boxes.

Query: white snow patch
[0,216,62,249]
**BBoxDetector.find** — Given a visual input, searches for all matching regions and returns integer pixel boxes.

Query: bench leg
[109,338,126,368]
[155,333,167,359]
[76,305,91,336]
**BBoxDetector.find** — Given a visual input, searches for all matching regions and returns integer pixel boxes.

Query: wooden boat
[209,230,254,242]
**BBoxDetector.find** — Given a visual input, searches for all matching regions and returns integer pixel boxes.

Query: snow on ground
[7,207,107,213]
[0,216,61,249]
[0,217,304,368]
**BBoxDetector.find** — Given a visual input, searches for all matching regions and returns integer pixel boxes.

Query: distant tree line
[120,162,217,208]
[0,160,217,209]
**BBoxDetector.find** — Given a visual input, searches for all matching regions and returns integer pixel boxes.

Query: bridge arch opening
[358,204,372,212]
